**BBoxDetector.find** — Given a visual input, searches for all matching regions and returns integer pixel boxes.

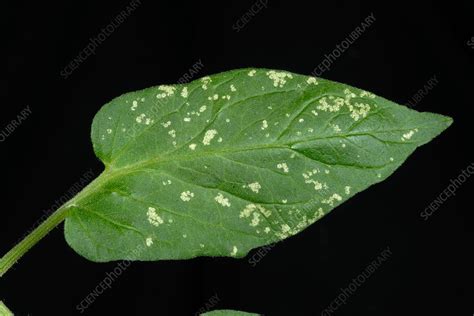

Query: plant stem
[0,205,71,278]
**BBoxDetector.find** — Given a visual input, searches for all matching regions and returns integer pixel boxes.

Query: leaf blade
[65,68,452,262]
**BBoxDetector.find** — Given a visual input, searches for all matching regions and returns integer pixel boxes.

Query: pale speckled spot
[201,76,212,90]
[401,128,418,141]
[181,87,189,98]
[156,85,176,99]
[277,162,289,173]
[247,182,261,193]
[146,237,153,247]
[207,94,219,101]
[180,191,194,202]
[306,77,319,85]
[344,186,351,195]
[331,124,341,132]
[202,129,218,145]
[147,207,164,227]
[250,212,261,227]
[131,100,138,111]
[240,204,271,226]
[322,193,342,206]
[215,193,231,207]
[266,70,293,88]
[136,113,146,123]
[359,90,376,98]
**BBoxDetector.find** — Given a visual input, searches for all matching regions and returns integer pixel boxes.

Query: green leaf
[201,310,259,316]
[0,301,13,316]
[63,68,452,262]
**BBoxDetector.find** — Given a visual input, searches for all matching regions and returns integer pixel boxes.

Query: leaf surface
[64,68,452,261]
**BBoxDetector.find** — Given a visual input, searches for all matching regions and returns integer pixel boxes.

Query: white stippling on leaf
[146,237,153,247]
[202,129,218,145]
[180,87,189,98]
[161,121,171,128]
[401,128,418,141]
[331,124,341,132]
[345,186,351,195]
[147,207,164,227]
[306,77,319,85]
[247,182,261,193]
[131,100,138,111]
[214,193,231,207]
[180,191,194,202]
[156,85,176,99]
[266,70,293,87]
[322,193,342,207]
[277,162,289,173]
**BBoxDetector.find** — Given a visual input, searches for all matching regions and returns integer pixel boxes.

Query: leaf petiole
[0,204,71,278]
[0,170,108,278]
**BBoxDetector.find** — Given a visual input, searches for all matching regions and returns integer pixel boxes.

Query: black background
[1,1,473,315]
